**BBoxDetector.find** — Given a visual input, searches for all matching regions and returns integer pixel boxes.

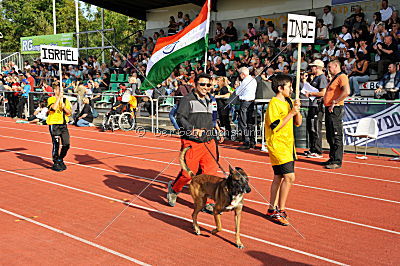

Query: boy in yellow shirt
[264,75,302,226]
[46,84,72,171]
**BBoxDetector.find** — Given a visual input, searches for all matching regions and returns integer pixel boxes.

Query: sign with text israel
[344,104,400,149]
[40,45,79,65]
[21,33,74,54]
[287,14,316,44]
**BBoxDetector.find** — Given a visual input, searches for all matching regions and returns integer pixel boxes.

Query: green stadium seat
[109,83,119,92]
[117,74,127,82]
[159,97,175,107]
[234,51,244,57]
[110,74,117,83]
[97,90,114,104]
[208,43,216,50]
[314,45,321,52]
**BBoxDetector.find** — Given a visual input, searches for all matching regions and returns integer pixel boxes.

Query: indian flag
[141,0,211,90]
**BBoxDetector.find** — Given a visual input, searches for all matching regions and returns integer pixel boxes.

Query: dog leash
[95,154,179,239]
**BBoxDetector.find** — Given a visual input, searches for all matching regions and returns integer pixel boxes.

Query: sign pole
[295,42,302,100]
[59,63,63,91]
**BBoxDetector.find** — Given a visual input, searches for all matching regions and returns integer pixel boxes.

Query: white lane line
[0,168,347,265]
[0,208,149,265]
[1,148,399,236]
[1,135,399,204]
[1,123,399,170]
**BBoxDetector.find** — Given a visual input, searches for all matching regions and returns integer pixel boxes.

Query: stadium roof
[80,0,215,21]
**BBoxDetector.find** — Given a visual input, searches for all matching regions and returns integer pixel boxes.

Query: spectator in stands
[25,100,48,125]
[183,14,191,28]
[224,21,238,42]
[247,23,257,39]
[159,29,166,38]
[373,22,388,45]
[275,55,289,73]
[214,22,225,43]
[177,12,185,32]
[153,31,160,42]
[212,57,226,77]
[370,12,383,35]
[336,25,352,50]
[236,67,257,149]
[221,52,230,66]
[355,39,371,57]
[372,35,398,79]
[375,63,400,99]
[220,38,232,58]
[344,5,365,31]
[387,10,399,30]
[349,52,369,96]
[323,60,350,169]
[267,23,279,46]
[167,16,178,36]
[291,53,308,74]
[259,20,268,35]
[75,97,94,127]
[352,13,368,32]
[322,5,334,31]
[389,22,400,42]
[380,0,394,22]
[316,19,329,45]
[343,50,356,75]
[147,37,155,53]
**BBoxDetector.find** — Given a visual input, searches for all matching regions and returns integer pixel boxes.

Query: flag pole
[203,0,211,73]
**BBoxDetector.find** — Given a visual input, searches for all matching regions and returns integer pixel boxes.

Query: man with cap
[302,60,328,158]
[16,79,31,118]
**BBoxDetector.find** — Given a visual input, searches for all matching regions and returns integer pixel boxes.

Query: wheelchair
[102,96,137,132]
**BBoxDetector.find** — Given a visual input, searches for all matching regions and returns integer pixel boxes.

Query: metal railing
[0,52,23,72]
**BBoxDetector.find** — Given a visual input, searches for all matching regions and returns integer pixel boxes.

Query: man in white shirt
[219,38,232,58]
[380,0,394,22]
[236,67,257,149]
[322,5,334,30]
[267,24,279,44]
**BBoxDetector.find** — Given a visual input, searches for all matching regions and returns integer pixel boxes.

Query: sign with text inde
[287,14,316,44]
[40,45,78,65]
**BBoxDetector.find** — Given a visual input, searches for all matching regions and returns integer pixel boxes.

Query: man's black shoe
[325,163,342,169]
[58,160,67,171]
[51,162,63,172]
[322,160,333,165]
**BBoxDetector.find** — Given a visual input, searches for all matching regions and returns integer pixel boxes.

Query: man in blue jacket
[375,63,400,100]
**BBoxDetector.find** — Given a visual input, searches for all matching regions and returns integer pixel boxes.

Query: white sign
[287,14,316,44]
[40,45,78,65]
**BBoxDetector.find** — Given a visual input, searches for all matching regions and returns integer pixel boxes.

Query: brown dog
[180,146,251,249]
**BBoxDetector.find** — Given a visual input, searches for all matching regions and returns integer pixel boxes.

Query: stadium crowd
[0,0,399,127]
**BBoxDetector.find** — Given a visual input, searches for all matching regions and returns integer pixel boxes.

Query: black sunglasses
[199,83,212,87]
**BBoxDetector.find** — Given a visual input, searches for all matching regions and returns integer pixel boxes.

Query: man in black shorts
[46,84,72,171]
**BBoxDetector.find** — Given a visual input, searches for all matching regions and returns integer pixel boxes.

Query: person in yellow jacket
[46,84,72,171]
[264,75,302,226]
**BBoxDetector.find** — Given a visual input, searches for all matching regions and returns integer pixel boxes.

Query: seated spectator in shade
[322,5,334,31]
[380,0,394,22]
[349,52,369,96]
[316,19,329,44]
[183,14,191,28]
[212,57,226,77]
[275,55,289,73]
[355,39,371,58]
[290,52,308,74]
[372,35,398,79]
[267,23,279,45]
[220,38,232,58]
[344,5,365,31]
[76,97,94,127]
[352,13,368,32]
[259,20,268,35]
[214,23,225,43]
[168,16,178,36]
[247,23,257,39]
[387,10,400,30]
[343,50,356,75]
[221,52,230,67]
[389,22,400,42]
[224,21,238,42]
[373,22,388,45]
[375,63,400,99]
[370,12,383,35]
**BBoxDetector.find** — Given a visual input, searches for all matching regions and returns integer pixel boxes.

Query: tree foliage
[0,0,145,58]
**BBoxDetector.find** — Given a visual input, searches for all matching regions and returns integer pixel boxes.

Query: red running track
[0,117,399,265]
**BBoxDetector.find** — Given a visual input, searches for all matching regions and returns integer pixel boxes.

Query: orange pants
[172,138,218,193]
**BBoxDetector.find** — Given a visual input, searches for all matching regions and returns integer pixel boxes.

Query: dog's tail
[180,146,194,177]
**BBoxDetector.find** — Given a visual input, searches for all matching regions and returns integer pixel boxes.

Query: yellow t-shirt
[46,96,72,125]
[265,97,297,166]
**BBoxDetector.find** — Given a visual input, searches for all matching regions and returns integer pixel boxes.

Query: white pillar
[53,0,57,34]
[75,0,80,49]
[101,8,105,63]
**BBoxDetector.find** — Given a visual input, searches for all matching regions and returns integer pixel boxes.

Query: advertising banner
[343,104,400,148]
[21,33,74,54]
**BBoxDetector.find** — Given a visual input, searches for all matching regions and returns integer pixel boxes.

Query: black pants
[16,97,27,118]
[307,106,324,154]
[325,106,344,165]
[28,94,35,116]
[6,92,18,117]
[49,124,70,163]
[218,105,231,139]
[370,59,392,80]
[238,100,255,145]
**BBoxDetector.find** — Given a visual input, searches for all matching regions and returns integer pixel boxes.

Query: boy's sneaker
[51,162,63,172]
[201,203,215,214]
[303,150,311,156]
[166,181,178,207]
[307,153,323,159]
[266,209,289,226]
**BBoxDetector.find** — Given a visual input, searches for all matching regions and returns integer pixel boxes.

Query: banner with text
[343,104,400,148]
[40,45,79,65]
[287,14,316,44]
[21,33,74,54]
